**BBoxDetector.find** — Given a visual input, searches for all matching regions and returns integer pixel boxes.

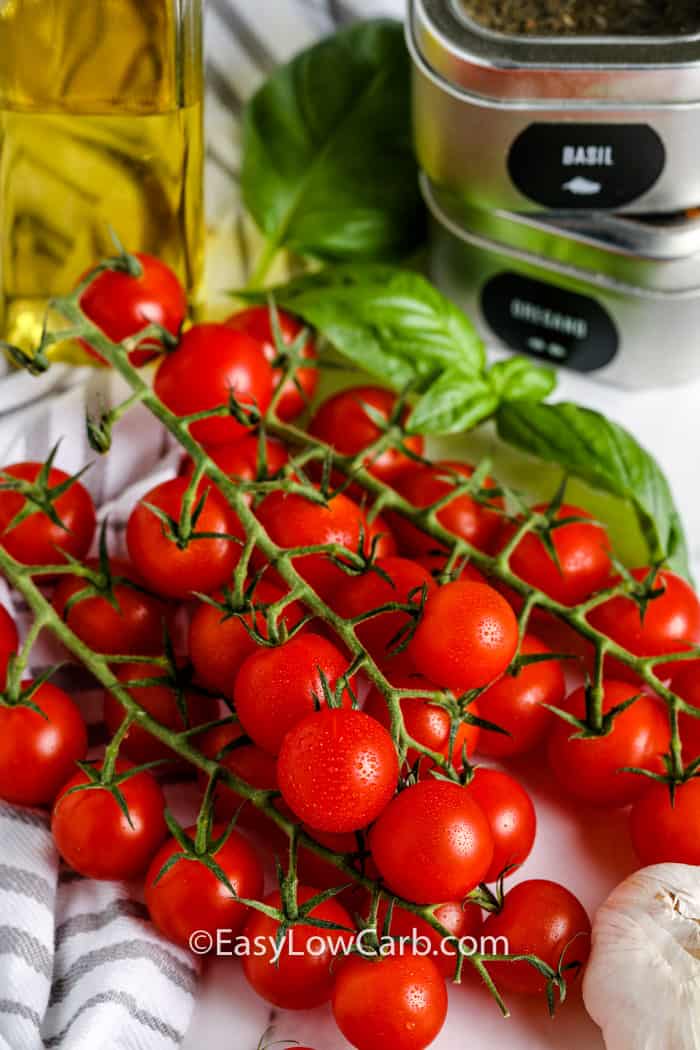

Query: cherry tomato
[482,879,591,996]
[52,558,168,656]
[309,386,424,483]
[376,897,483,980]
[547,681,669,807]
[391,460,502,556]
[78,253,187,367]
[669,662,700,761]
[277,708,399,833]
[126,477,242,599]
[255,488,366,600]
[235,633,355,755]
[103,661,220,766]
[242,886,354,1010]
[52,759,167,879]
[154,324,274,445]
[502,504,611,606]
[226,305,318,422]
[332,556,435,666]
[476,634,566,758]
[145,824,264,949]
[589,569,700,678]
[466,768,536,883]
[364,673,479,772]
[370,779,493,903]
[0,462,96,567]
[629,778,700,866]
[409,581,519,691]
[180,434,289,491]
[0,682,87,806]
[0,603,18,687]
[189,580,308,697]
[332,952,448,1050]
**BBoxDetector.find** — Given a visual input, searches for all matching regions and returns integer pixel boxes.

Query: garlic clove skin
[583,864,700,1050]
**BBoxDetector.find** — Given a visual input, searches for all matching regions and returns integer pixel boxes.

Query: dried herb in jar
[459,0,700,37]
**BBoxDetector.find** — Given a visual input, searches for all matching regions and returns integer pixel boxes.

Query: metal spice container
[422,176,700,389]
[408,0,700,214]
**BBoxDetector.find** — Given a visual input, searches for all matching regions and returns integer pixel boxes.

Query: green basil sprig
[240,264,554,428]
[241,20,424,283]
[497,400,690,580]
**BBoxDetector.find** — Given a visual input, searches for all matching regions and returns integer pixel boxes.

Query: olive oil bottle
[0,0,204,349]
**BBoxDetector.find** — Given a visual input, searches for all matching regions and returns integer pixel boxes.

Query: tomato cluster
[1,265,699,1050]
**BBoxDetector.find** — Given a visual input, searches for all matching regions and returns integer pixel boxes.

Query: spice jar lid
[411,0,700,105]
[422,175,700,293]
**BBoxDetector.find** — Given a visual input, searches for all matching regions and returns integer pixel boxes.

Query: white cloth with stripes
[0,5,397,1046]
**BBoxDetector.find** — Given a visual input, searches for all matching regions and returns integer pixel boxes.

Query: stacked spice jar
[407,0,700,388]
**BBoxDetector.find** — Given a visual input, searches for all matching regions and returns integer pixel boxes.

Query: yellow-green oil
[0,0,204,349]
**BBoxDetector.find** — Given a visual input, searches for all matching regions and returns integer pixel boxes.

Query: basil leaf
[489,357,557,403]
[241,20,424,263]
[409,356,555,435]
[246,264,485,386]
[497,400,691,580]
[408,369,498,435]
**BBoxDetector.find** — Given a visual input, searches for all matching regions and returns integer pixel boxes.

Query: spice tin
[408,0,700,214]
[422,176,700,388]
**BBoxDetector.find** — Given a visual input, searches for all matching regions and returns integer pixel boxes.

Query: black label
[508,123,665,209]
[481,273,619,373]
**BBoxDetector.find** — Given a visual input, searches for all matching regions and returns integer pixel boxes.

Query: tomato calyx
[466,863,518,914]
[0,665,64,716]
[0,443,90,541]
[57,522,159,622]
[198,577,310,649]
[143,466,242,553]
[150,778,255,900]
[269,830,353,951]
[64,752,166,831]
[546,684,644,741]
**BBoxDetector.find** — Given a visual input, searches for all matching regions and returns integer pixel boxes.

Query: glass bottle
[0,0,204,349]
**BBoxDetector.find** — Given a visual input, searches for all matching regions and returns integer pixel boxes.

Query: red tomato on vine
[476,634,566,758]
[126,477,242,599]
[78,253,187,367]
[234,633,355,755]
[309,385,423,483]
[144,825,264,949]
[0,682,87,806]
[547,681,669,807]
[482,879,591,996]
[409,580,519,691]
[391,460,502,556]
[370,779,493,903]
[0,462,96,567]
[332,952,448,1050]
[188,580,308,697]
[154,323,274,445]
[502,503,611,606]
[277,707,399,833]
[226,304,319,422]
[52,760,167,880]
[52,558,168,656]
[242,887,354,1010]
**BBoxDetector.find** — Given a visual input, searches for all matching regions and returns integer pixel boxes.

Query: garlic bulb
[583,864,700,1050]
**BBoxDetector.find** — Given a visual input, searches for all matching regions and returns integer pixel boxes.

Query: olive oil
[0,0,204,348]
